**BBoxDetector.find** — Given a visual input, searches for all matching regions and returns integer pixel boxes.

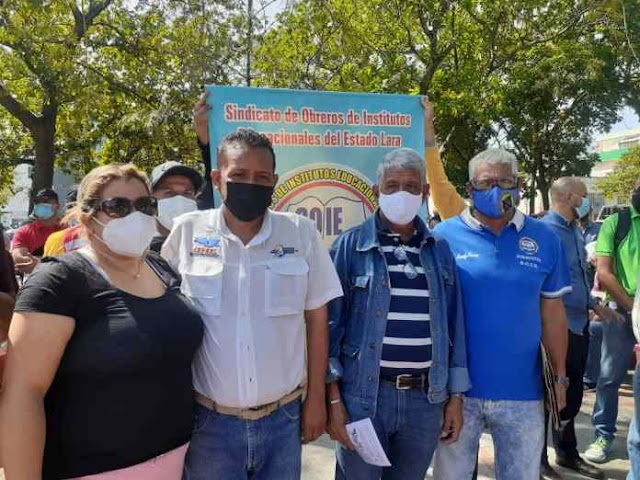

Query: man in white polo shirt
[162,128,343,479]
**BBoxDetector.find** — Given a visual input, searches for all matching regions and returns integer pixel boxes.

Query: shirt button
[382,280,388,287]
[367,376,373,381]
[376,309,382,316]
[369,344,376,350]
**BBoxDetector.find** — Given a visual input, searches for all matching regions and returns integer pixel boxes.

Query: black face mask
[632,188,640,213]
[224,181,274,222]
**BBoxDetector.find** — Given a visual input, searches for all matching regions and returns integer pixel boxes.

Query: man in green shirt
[585,182,640,463]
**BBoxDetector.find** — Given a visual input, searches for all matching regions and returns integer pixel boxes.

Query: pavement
[301,379,635,480]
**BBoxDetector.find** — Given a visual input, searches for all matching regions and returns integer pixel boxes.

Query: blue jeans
[433,398,544,480]
[584,321,603,386]
[335,381,444,480]
[628,365,640,480]
[183,399,302,480]
[592,318,635,441]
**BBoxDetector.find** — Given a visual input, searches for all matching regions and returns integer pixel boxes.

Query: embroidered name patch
[270,244,298,257]
[192,236,220,257]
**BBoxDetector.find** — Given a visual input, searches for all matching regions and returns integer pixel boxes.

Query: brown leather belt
[194,386,306,421]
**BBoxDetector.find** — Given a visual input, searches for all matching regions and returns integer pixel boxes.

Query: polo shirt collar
[545,210,575,228]
[356,209,434,252]
[632,205,640,219]
[460,207,525,233]
[208,207,273,247]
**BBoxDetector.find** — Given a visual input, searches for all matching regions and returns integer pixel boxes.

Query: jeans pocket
[192,404,211,434]
[280,398,302,421]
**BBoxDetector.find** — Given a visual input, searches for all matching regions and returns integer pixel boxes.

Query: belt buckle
[395,374,412,390]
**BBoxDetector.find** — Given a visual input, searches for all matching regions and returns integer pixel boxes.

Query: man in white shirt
[162,128,343,479]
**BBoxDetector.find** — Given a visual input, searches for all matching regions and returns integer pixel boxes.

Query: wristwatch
[554,375,570,388]
[450,392,465,399]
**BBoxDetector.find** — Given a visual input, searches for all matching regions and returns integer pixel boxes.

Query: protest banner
[206,86,424,246]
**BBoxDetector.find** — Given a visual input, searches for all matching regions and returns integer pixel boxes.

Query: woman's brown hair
[64,164,151,225]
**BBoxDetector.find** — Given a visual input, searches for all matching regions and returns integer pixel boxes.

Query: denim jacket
[327,212,470,419]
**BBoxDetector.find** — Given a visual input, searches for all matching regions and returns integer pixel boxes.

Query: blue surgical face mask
[471,186,519,219]
[33,203,55,220]
[575,196,590,220]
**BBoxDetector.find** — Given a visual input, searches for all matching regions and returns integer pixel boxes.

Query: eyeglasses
[393,246,418,279]
[470,178,517,191]
[91,196,158,219]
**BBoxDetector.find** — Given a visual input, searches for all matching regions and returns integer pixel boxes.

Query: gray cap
[151,161,203,192]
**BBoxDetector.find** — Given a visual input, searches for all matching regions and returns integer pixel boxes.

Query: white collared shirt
[162,209,343,408]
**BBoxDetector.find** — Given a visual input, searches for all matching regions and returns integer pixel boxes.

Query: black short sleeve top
[14,251,204,479]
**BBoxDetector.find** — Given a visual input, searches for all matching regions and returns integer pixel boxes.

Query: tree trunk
[31,109,57,198]
[528,176,536,214]
[539,180,550,211]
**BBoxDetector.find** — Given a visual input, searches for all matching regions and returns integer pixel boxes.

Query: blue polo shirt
[434,209,571,400]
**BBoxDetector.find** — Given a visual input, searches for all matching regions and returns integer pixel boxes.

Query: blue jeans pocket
[281,398,302,421]
[192,404,211,434]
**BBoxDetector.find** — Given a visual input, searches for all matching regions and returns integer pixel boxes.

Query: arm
[303,305,329,443]
[194,93,215,210]
[441,246,469,444]
[445,250,470,394]
[0,292,15,341]
[194,92,210,145]
[421,97,466,220]
[597,255,634,312]
[541,297,568,410]
[325,235,355,449]
[0,312,74,479]
[11,246,38,274]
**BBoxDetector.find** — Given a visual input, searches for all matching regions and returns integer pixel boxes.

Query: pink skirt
[68,443,189,480]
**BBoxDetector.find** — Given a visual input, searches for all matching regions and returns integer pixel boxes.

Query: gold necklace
[85,247,145,279]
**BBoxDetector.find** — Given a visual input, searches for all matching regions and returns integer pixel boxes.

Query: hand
[15,253,38,273]
[301,394,326,444]
[420,96,436,145]
[421,96,435,121]
[326,399,355,450]
[593,304,626,324]
[440,397,463,444]
[193,91,211,145]
[554,382,567,412]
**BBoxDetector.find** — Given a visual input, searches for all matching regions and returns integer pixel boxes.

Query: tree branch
[0,83,37,130]
[72,0,115,39]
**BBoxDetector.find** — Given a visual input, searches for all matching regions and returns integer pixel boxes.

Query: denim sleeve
[326,233,353,384]
[443,242,471,394]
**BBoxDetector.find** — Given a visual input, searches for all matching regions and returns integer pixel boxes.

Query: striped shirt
[378,225,432,377]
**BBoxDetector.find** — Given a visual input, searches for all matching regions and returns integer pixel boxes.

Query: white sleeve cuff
[541,286,573,298]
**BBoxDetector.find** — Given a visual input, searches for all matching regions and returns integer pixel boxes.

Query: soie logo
[519,236,539,255]
[272,163,377,246]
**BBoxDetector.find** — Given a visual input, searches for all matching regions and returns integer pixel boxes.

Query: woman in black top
[0,164,204,480]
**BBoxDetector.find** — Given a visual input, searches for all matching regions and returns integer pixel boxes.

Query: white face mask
[157,195,198,230]
[378,191,423,225]
[93,211,158,257]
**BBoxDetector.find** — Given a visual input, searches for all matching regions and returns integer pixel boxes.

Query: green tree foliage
[598,146,640,199]
[256,0,639,203]
[0,0,246,194]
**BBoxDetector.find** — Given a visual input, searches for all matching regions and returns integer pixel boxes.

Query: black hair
[217,128,276,172]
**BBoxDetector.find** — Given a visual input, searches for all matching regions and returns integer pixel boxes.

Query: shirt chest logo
[519,236,539,255]
[270,244,298,257]
[192,236,220,257]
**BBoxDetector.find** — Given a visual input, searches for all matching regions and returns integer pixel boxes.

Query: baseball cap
[34,188,59,203]
[151,161,203,192]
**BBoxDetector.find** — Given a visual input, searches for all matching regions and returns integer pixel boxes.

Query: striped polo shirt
[378,222,432,377]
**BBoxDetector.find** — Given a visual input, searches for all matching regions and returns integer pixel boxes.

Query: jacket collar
[356,210,434,252]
